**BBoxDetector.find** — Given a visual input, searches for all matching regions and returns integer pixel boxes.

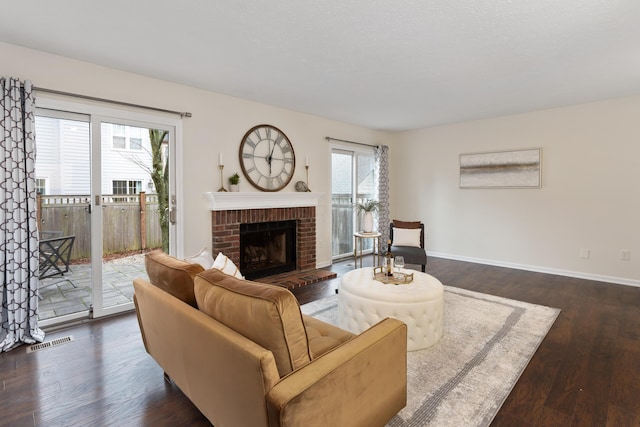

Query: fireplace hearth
[240,220,296,280]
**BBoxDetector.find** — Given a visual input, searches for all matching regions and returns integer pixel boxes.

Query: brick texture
[211,207,316,271]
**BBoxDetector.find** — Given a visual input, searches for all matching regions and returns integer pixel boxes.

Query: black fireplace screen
[240,220,296,280]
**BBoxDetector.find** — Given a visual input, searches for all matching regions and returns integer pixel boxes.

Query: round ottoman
[338,267,444,351]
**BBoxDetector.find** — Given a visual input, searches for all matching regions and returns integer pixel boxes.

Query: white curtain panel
[0,77,45,352]
[375,145,390,246]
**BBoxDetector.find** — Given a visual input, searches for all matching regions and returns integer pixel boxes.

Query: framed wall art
[459,148,541,189]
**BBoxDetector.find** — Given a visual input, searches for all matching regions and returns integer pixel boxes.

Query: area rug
[300,286,560,427]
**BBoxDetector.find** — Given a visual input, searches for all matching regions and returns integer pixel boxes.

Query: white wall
[1,42,393,266]
[395,97,640,285]
[4,41,638,285]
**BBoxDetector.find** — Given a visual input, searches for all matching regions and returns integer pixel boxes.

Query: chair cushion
[390,245,427,266]
[392,227,421,247]
[194,269,311,378]
[393,219,421,229]
[145,250,204,307]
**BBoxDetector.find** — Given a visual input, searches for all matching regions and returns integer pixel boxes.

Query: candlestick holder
[305,165,312,192]
[218,165,227,192]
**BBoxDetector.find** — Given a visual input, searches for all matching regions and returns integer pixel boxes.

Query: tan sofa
[134,251,407,427]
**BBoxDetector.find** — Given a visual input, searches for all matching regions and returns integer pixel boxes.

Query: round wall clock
[239,124,295,191]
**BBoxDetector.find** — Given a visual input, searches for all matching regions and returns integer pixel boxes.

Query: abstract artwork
[460,148,541,189]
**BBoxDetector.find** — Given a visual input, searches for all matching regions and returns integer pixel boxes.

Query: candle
[219,152,223,166]
[305,156,309,167]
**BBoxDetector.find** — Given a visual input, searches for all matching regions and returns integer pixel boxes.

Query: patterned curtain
[0,78,44,352]
[375,145,390,247]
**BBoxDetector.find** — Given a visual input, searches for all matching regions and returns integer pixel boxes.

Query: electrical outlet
[620,250,631,261]
[580,248,590,259]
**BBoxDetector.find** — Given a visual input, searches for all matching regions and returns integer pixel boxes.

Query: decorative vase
[362,211,374,233]
[230,184,239,192]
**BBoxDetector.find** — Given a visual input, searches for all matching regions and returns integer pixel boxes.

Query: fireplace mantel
[204,192,323,211]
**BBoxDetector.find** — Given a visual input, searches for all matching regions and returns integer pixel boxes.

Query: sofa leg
[421,265,426,272]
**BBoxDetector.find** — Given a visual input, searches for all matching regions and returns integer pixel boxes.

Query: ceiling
[2,1,640,131]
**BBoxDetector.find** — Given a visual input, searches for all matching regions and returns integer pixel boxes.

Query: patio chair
[39,230,63,240]
[39,235,76,283]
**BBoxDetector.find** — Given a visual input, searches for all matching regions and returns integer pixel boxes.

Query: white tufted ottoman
[338,267,444,351]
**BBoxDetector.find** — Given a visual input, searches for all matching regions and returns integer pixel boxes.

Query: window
[112,180,141,195]
[36,178,48,195]
[112,180,127,195]
[112,124,126,149]
[128,180,141,194]
[129,137,142,150]
[112,124,143,151]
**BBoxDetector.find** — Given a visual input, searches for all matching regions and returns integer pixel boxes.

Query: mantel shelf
[203,192,324,211]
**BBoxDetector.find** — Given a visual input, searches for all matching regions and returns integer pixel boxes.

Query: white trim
[203,192,323,211]
[39,310,89,329]
[428,251,640,288]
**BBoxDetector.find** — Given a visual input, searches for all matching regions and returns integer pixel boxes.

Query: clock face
[239,124,295,191]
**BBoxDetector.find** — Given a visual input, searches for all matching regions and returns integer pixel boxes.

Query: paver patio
[38,256,147,321]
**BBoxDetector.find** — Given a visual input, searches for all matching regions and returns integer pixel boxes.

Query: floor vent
[26,336,74,353]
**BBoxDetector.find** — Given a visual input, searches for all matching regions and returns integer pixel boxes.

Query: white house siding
[34,116,155,196]
[100,123,155,195]
[61,120,90,194]
[34,116,90,195]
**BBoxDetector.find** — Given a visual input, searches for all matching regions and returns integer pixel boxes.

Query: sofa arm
[266,318,407,427]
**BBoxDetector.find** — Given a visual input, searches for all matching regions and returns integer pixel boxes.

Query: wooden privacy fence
[37,192,163,260]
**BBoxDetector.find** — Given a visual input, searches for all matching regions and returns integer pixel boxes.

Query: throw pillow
[184,247,215,269]
[392,227,421,247]
[392,219,421,229]
[213,252,244,279]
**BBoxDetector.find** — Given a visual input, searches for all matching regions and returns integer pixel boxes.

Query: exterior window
[113,180,142,195]
[128,180,141,194]
[36,178,48,195]
[130,137,142,150]
[112,124,143,150]
[112,125,126,149]
[112,180,127,195]
[129,127,142,150]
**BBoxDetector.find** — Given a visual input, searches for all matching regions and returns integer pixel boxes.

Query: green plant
[228,172,240,185]
[355,199,380,213]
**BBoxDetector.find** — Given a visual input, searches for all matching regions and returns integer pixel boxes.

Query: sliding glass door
[331,147,376,260]
[97,120,175,315]
[35,97,180,325]
[34,110,93,322]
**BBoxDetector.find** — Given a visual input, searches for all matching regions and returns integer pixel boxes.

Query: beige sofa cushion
[195,269,312,377]
[145,250,204,307]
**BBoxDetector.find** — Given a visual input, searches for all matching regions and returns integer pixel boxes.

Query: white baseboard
[428,251,640,288]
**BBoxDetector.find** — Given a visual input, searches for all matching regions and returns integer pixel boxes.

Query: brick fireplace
[205,193,322,276]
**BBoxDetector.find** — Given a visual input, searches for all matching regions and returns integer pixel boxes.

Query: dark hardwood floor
[1,257,639,426]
